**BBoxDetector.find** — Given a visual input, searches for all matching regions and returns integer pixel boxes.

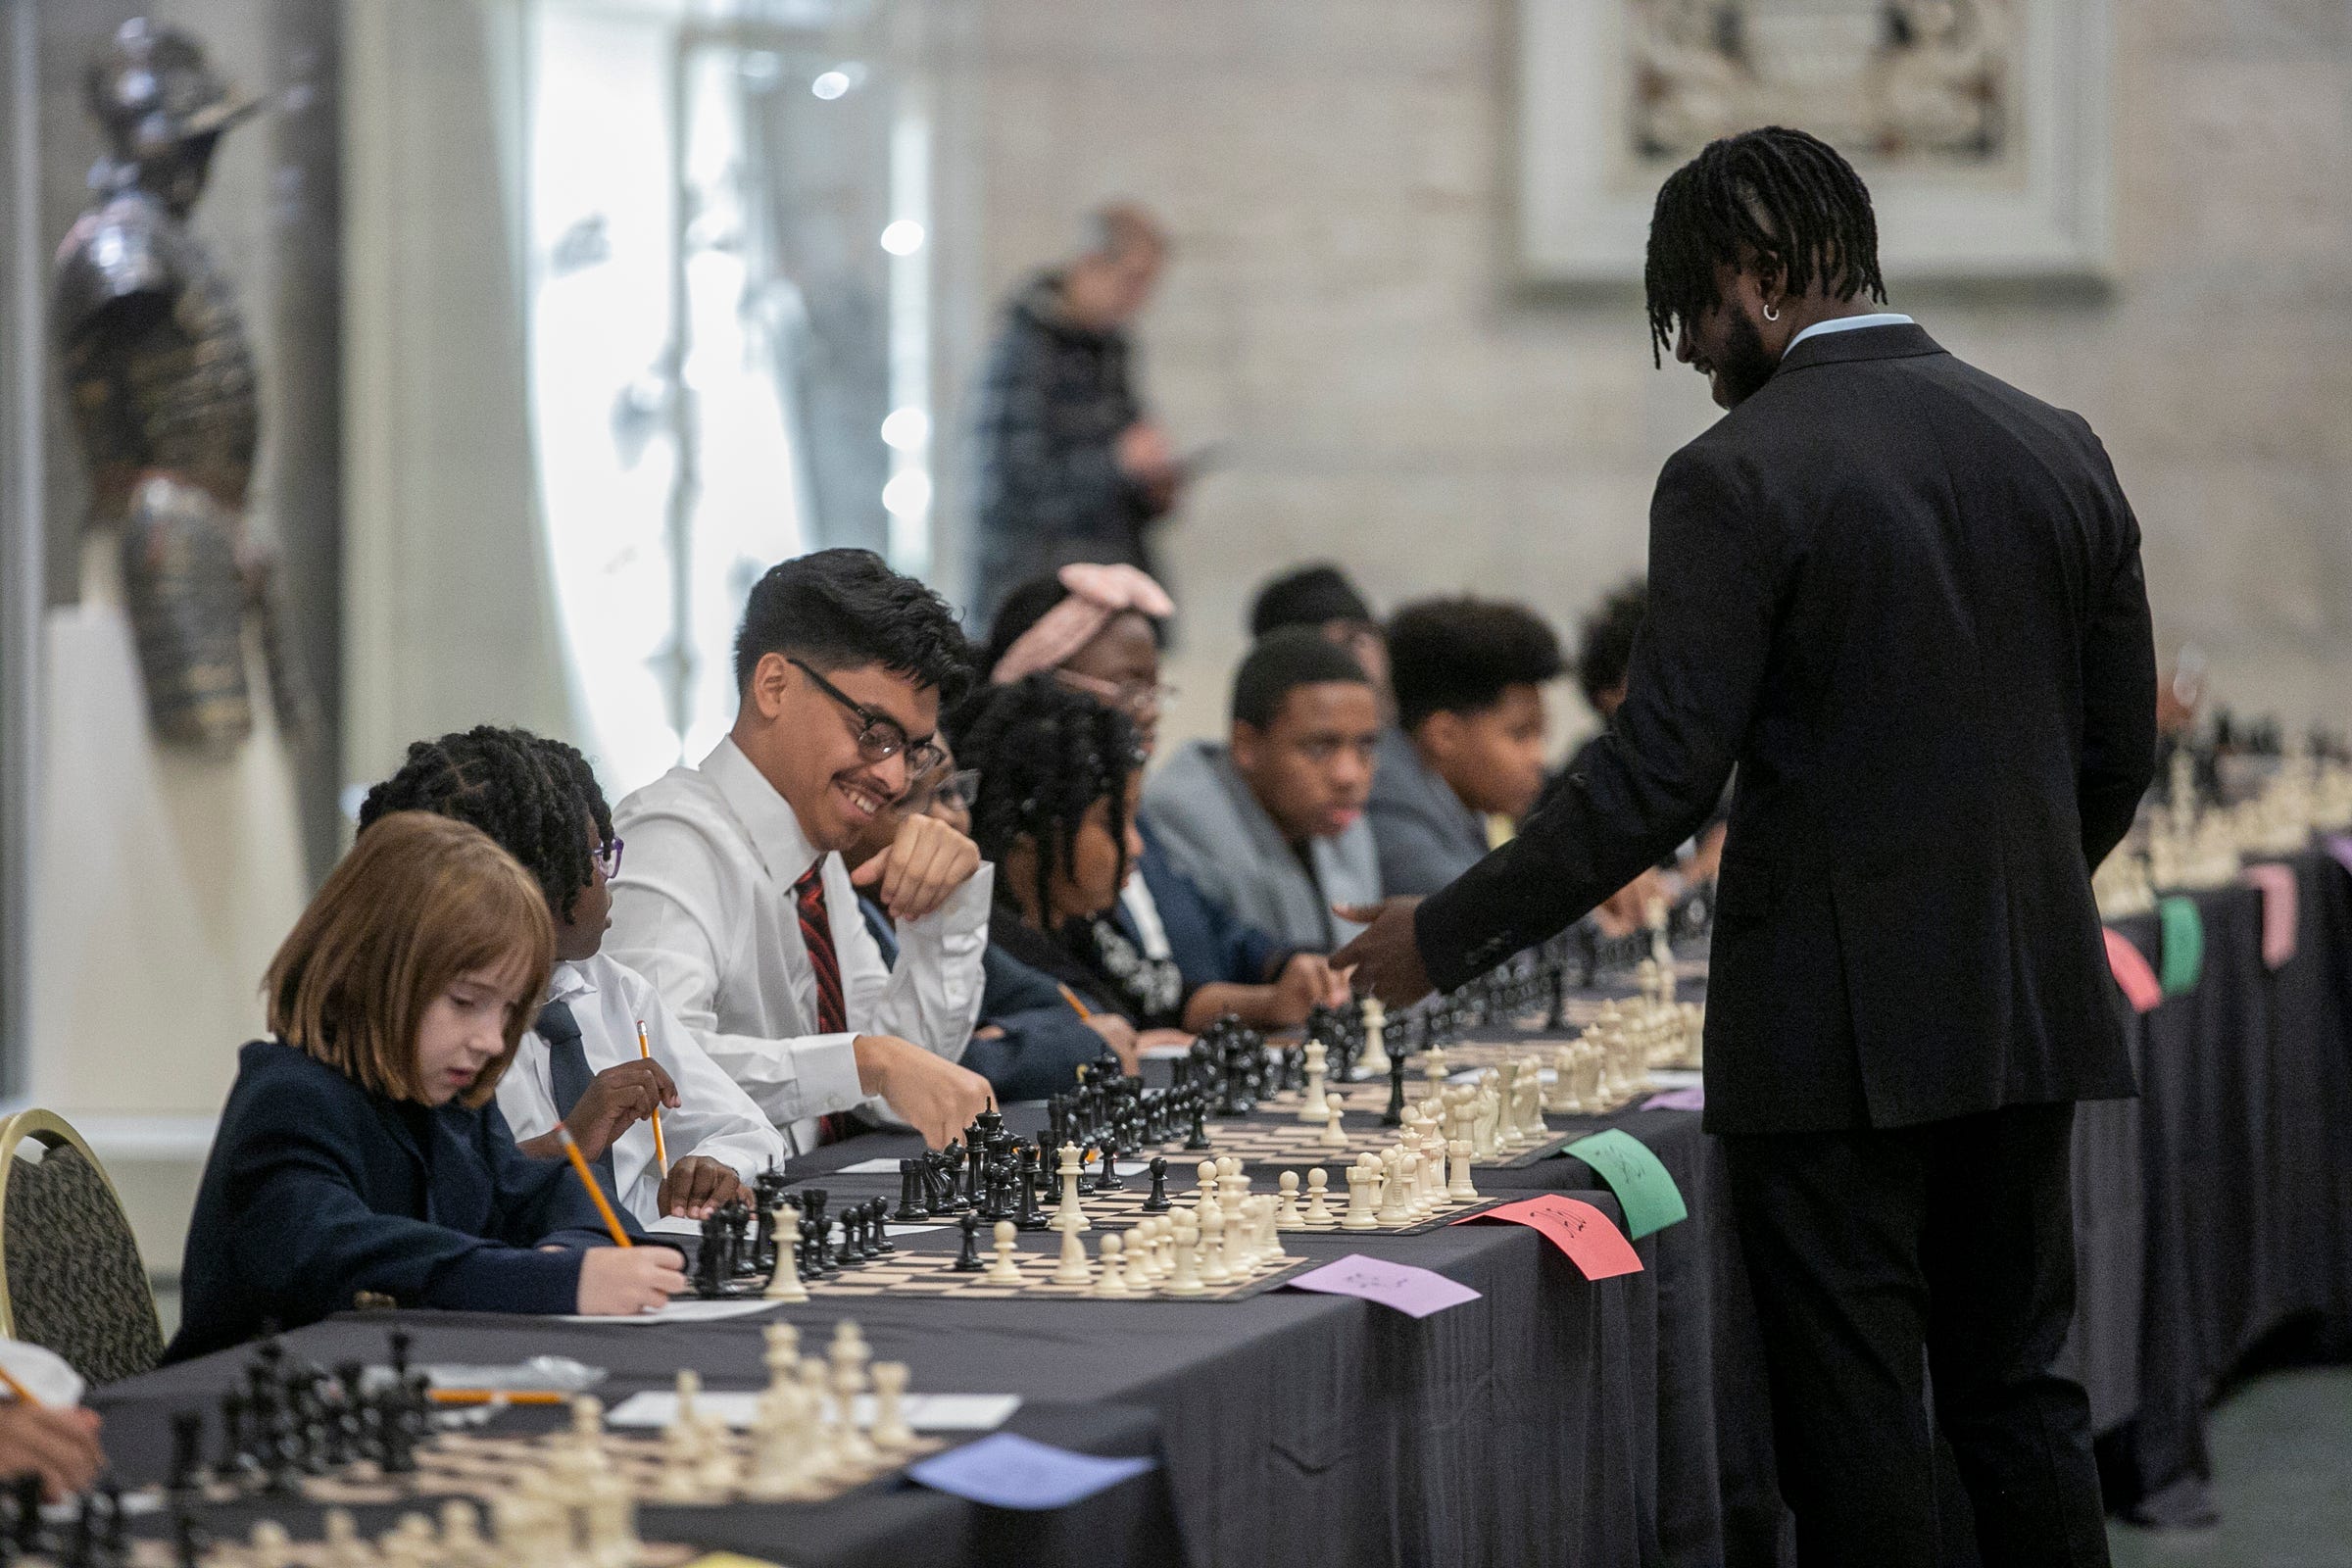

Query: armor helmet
[84,19,258,165]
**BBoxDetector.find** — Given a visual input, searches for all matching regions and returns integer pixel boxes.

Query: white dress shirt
[496,952,787,1225]
[606,737,992,1153]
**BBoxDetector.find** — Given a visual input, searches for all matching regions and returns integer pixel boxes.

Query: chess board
[1057,1175,1506,1238]
[1126,1100,1587,1172]
[124,1539,701,1568]
[800,1230,1312,1301]
[172,1424,933,1513]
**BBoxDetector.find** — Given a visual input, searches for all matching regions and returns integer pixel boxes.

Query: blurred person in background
[969,204,1184,618]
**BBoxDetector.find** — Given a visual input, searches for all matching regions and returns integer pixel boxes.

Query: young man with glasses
[608,550,997,1152]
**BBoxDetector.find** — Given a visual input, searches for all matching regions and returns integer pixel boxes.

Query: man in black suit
[1338,127,2154,1566]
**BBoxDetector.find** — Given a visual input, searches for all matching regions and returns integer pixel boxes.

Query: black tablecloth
[87,851,2352,1559]
[2098,850,2352,1522]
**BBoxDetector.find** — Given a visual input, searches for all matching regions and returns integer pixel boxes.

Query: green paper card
[1563,1128,1688,1240]
[2158,895,2204,997]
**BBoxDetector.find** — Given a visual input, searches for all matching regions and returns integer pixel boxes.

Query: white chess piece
[248,1520,294,1568]
[1447,1138,1478,1201]
[1275,1170,1306,1231]
[1195,1157,1218,1203]
[1198,1204,1233,1283]
[1298,1039,1330,1122]
[439,1501,490,1568]
[1054,1224,1096,1285]
[1320,1090,1350,1148]
[986,1219,1024,1283]
[1302,1167,1338,1228]
[1357,997,1391,1077]
[1054,1142,1092,1232]
[1165,1219,1205,1294]
[1492,1061,1524,1150]
[1262,1197,1298,1263]
[1093,1233,1134,1297]
[870,1361,917,1452]
[764,1204,809,1301]
[1341,1157,1380,1230]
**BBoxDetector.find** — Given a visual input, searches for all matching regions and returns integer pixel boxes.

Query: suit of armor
[52,20,300,749]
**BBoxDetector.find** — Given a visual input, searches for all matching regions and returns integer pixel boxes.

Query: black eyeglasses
[789,658,946,776]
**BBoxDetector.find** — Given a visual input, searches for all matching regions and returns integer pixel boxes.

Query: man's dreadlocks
[948,677,1142,928]
[1643,126,1886,366]
[358,725,611,921]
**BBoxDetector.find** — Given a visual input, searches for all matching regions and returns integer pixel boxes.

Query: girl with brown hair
[165,812,684,1361]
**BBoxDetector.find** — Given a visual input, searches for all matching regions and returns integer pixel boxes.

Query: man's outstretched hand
[1330,898,1434,1007]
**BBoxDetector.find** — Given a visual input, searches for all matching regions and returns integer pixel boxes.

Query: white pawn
[1319,1090,1349,1148]
[869,1360,917,1452]
[1122,1217,1158,1286]
[1262,1197,1298,1263]
[764,1203,809,1301]
[249,1520,294,1568]
[1054,1223,1095,1285]
[1275,1170,1306,1231]
[1492,1062,1524,1149]
[1092,1233,1133,1298]
[1302,1167,1338,1228]
[1165,1219,1205,1295]
[985,1219,1024,1283]
[440,1501,490,1568]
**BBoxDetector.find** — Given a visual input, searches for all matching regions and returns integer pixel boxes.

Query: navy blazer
[167,1040,623,1363]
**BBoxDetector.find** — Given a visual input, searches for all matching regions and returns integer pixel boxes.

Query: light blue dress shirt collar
[1785,312,1915,353]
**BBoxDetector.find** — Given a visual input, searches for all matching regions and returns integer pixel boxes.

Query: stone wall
[950,0,2352,747]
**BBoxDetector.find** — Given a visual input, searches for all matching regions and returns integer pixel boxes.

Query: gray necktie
[536,1000,614,1185]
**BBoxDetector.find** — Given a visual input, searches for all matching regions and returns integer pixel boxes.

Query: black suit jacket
[167,1040,627,1363]
[1417,324,2156,1135]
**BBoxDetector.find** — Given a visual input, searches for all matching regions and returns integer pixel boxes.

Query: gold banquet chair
[0,1110,166,1385]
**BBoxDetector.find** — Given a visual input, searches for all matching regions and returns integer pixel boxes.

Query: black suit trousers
[1720,1104,2109,1568]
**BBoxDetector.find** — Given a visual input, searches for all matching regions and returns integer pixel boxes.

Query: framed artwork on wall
[1516,0,2111,285]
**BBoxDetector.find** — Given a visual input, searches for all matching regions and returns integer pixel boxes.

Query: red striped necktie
[794,863,852,1144]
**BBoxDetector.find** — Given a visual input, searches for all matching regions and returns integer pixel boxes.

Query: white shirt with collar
[496,952,787,1225]
[605,736,992,1152]
[1785,312,1915,353]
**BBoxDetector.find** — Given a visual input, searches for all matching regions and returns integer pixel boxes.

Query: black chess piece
[953,1210,985,1272]
[1094,1139,1124,1193]
[1381,1050,1407,1128]
[1013,1147,1050,1232]
[171,1504,208,1568]
[895,1158,930,1222]
[1143,1155,1171,1212]
[10,1471,43,1556]
[167,1410,206,1499]
[868,1197,896,1254]
[1185,1095,1211,1151]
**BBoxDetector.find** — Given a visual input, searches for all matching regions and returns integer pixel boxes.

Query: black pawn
[869,1198,897,1254]
[11,1471,43,1555]
[168,1410,205,1498]
[1094,1141,1124,1193]
[1381,1050,1407,1128]
[1185,1097,1211,1151]
[953,1210,986,1272]
[1142,1156,1171,1212]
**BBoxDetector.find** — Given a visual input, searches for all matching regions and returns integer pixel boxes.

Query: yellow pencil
[557,1123,633,1248]
[636,1018,668,1177]
[1055,983,1094,1021]
[427,1389,565,1406]
[0,1364,43,1408]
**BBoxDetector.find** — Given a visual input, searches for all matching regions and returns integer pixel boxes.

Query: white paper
[886,1223,945,1237]
[1448,1066,1557,1086]
[558,1298,782,1326]
[1646,1069,1704,1089]
[645,1215,703,1236]
[834,1157,908,1175]
[605,1390,1021,1433]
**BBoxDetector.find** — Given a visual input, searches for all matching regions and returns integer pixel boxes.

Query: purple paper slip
[906,1432,1156,1510]
[1642,1086,1705,1112]
[1283,1254,1482,1318]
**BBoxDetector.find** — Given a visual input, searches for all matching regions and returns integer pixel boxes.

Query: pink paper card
[2239,864,2299,970]
[1283,1255,1482,1318]
[1642,1086,1705,1112]
[1456,1194,1644,1281]
[2103,926,2163,1014]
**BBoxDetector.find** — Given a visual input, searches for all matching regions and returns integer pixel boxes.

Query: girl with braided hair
[360,727,785,1228]
[983,566,1349,1033]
